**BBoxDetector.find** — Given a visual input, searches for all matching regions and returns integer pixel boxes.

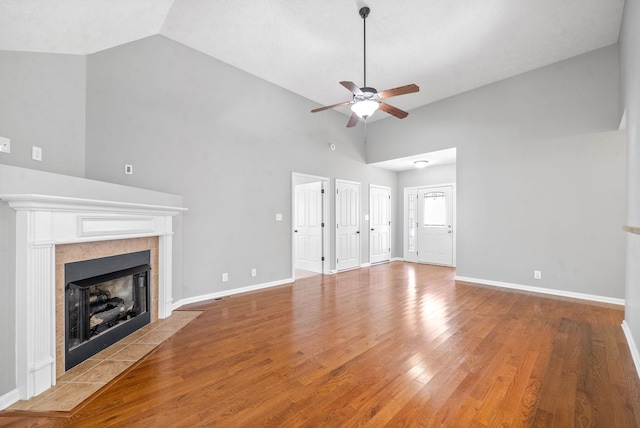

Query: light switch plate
[0,137,10,154]
[32,146,42,161]
[275,213,283,221]
[125,164,133,175]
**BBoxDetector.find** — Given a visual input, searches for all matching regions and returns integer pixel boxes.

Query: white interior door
[370,185,391,264]
[294,181,323,273]
[336,180,360,271]
[404,188,419,262]
[417,185,454,265]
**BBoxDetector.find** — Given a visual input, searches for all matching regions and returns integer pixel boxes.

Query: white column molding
[1,194,186,400]
[158,233,173,319]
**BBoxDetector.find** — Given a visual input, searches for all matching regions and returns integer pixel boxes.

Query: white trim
[391,257,404,262]
[622,321,640,380]
[171,278,293,310]
[360,262,371,268]
[619,109,627,130]
[454,275,625,306]
[0,194,187,215]
[0,389,20,411]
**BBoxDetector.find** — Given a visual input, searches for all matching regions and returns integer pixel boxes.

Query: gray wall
[621,0,640,354]
[0,202,15,395]
[368,45,626,299]
[85,36,396,299]
[0,51,86,177]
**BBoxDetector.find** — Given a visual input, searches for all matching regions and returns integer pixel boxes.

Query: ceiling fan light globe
[351,100,379,119]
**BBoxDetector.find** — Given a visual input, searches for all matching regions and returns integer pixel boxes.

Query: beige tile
[90,342,128,360]
[29,382,105,412]
[119,327,152,344]
[5,383,65,411]
[135,329,176,345]
[111,343,157,361]
[6,399,35,411]
[57,358,102,383]
[74,360,135,383]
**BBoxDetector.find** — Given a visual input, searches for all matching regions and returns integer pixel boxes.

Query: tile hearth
[6,310,201,413]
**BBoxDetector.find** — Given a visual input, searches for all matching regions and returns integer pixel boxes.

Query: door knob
[371,228,375,231]
[448,230,452,234]
[294,230,298,233]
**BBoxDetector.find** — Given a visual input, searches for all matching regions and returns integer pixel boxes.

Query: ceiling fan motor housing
[353,87,379,103]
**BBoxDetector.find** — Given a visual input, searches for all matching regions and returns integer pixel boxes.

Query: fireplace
[0,192,186,401]
[65,250,151,370]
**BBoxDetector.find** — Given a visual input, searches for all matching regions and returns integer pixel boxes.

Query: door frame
[369,184,391,264]
[403,183,457,267]
[292,172,331,278]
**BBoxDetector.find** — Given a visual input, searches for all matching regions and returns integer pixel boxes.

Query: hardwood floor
[2,262,639,427]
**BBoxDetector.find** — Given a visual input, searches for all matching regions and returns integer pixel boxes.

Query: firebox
[65,250,151,370]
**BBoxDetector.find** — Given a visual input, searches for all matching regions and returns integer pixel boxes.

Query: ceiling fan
[311,6,419,127]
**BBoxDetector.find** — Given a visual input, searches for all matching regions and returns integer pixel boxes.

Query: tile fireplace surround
[0,193,186,404]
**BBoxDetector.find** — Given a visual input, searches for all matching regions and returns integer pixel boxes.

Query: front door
[294,181,323,273]
[336,180,360,271]
[417,185,454,265]
[370,185,391,264]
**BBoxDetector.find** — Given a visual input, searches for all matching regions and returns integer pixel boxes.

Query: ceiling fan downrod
[360,7,370,87]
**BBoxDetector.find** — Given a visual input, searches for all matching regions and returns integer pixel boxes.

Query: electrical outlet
[534,270,542,279]
[222,272,228,282]
[0,136,10,154]
[32,146,42,161]
[125,164,133,175]
[251,269,257,277]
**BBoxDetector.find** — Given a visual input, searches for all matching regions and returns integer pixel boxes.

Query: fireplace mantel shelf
[0,194,187,215]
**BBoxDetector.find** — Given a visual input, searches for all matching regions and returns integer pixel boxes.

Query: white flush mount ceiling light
[311,7,419,127]
[414,160,429,168]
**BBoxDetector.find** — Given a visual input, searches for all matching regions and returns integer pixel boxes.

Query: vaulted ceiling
[0,0,625,119]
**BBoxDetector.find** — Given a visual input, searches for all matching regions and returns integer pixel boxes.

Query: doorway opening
[292,173,330,279]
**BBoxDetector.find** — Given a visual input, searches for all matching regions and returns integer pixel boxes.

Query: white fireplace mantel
[0,193,187,400]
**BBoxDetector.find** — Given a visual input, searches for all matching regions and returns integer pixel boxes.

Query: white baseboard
[171,277,293,311]
[360,262,371,268]
[622,321,640,380]
[454,275,625,306]
[391,257,404,262]
[0,388,20,411]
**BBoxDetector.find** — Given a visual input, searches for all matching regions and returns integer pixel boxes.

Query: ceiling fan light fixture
[351,100,379,119]
[414,160,429,168]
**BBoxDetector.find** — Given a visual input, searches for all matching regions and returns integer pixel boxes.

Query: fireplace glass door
[67,265,149,351]
[65,250,151,370]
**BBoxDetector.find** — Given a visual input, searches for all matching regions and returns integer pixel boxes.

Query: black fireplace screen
[65,251,151,370]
